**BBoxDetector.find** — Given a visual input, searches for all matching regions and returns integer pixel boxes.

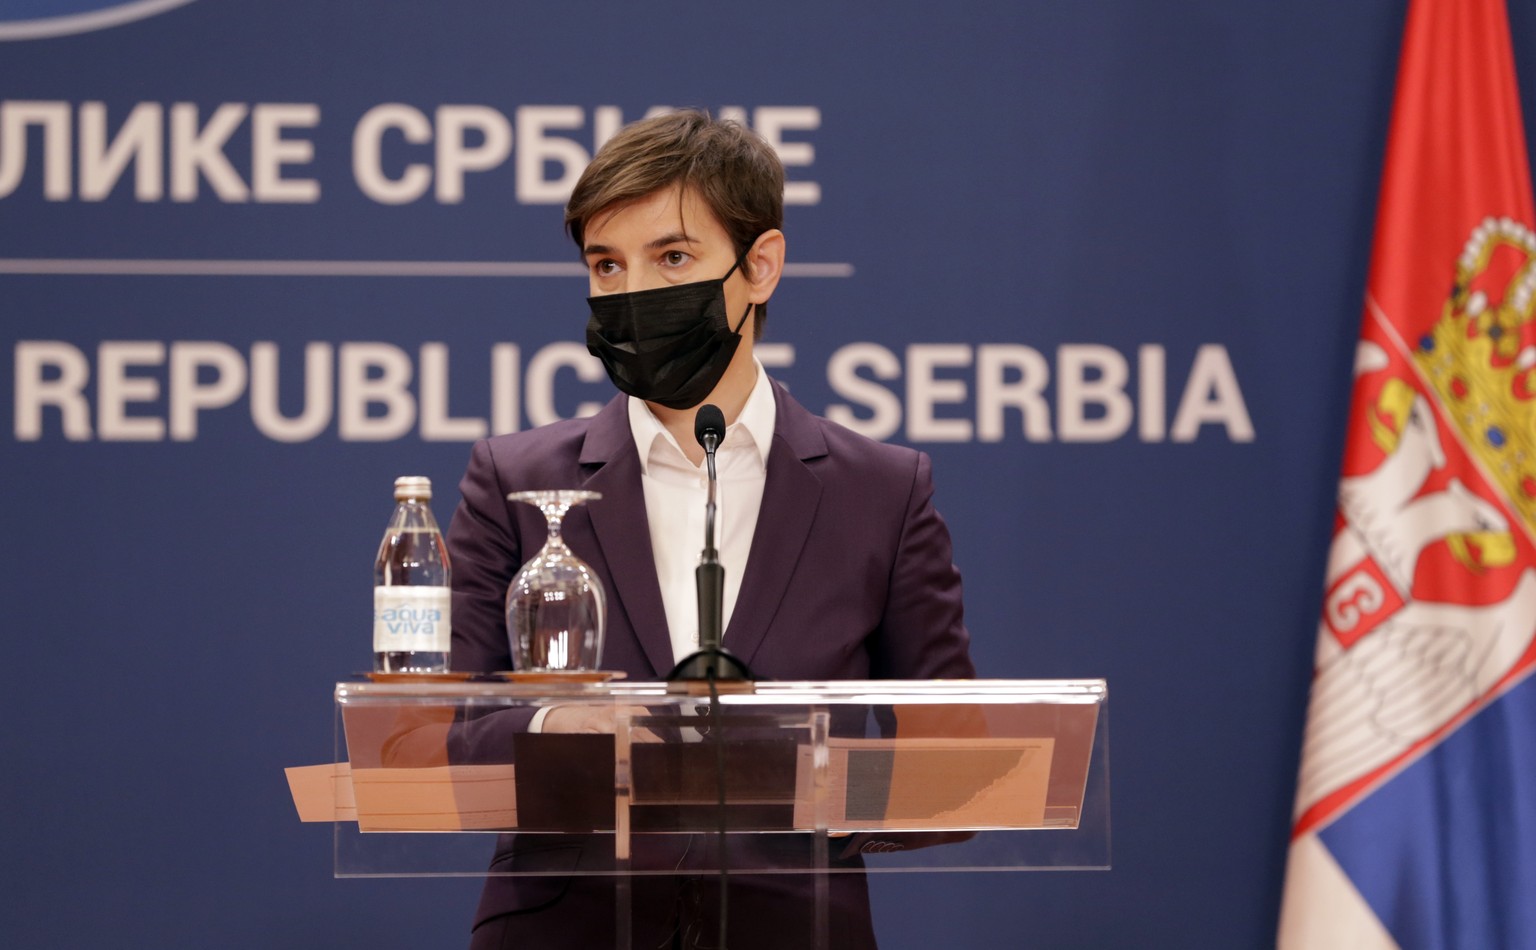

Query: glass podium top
[336,677,1106,704]
[298,678,1109,878]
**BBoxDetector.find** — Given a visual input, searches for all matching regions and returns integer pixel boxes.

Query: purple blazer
[448,380,971,683]
[444,380,973,947]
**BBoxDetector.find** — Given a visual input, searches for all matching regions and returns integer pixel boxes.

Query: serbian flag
[1278,0,1536,946]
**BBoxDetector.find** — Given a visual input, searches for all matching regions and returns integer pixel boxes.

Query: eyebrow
[582,232,699,257]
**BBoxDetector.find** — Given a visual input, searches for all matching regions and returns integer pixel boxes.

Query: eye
[661,250,691,268]
[592,259,620,277]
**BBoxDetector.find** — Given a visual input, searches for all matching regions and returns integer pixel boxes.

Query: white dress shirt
[627,362,776,663]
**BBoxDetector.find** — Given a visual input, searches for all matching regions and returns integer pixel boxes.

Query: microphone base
[666,647,755,682]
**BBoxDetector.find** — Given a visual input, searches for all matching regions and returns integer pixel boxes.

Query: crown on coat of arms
[1415,216,1536,533]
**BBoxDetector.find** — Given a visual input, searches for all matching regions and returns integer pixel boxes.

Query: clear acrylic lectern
[288,678,1108,948]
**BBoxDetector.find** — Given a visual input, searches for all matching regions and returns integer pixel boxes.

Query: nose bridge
[626,265,668,294]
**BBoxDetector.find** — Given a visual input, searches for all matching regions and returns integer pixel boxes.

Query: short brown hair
[565,109,785,334]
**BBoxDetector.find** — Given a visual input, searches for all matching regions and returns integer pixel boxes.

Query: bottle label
[373,586,451,653]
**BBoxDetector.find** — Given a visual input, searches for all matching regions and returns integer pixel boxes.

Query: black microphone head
[694,404,726,449]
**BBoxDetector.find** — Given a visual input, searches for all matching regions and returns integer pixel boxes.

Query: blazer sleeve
[870,449,975,681]
[840,449,978,859]
[441,438,537,763]
[447,437,521,674]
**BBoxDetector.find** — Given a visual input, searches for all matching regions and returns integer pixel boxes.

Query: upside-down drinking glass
[504,490,606,671]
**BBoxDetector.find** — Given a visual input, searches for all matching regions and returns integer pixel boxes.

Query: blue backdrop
[4,1,1535,946]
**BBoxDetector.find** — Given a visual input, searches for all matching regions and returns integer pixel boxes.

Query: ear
[744,229,786,305]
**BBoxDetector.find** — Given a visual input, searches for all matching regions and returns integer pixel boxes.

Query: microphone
[694,404,725,651]
[667,403,752,682]
[694,403,726,458]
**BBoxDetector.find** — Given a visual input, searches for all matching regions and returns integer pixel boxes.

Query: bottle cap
[393,476,432,501]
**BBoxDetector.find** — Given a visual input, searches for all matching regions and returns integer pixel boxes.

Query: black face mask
[584,256,754,411]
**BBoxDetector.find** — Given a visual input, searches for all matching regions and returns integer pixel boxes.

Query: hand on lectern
[542,704,662,742]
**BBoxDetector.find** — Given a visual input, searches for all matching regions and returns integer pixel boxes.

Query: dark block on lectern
[513,733,616,832]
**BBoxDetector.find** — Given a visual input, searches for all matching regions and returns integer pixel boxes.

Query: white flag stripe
[1278,834,1401,950]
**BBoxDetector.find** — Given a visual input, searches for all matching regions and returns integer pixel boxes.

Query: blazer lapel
[579,397,676,679]
[725,384,827,668]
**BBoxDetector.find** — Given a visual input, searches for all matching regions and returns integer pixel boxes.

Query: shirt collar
[627,361,777,475]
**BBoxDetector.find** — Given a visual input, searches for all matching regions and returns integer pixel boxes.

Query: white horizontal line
[781,263,856,277]
[0,258,855,278]
[0,0,200,42]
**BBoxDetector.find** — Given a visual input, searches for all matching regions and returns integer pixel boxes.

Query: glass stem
[544,503,568,546]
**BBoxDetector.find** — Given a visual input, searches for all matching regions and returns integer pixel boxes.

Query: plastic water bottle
[373,476,451,672]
